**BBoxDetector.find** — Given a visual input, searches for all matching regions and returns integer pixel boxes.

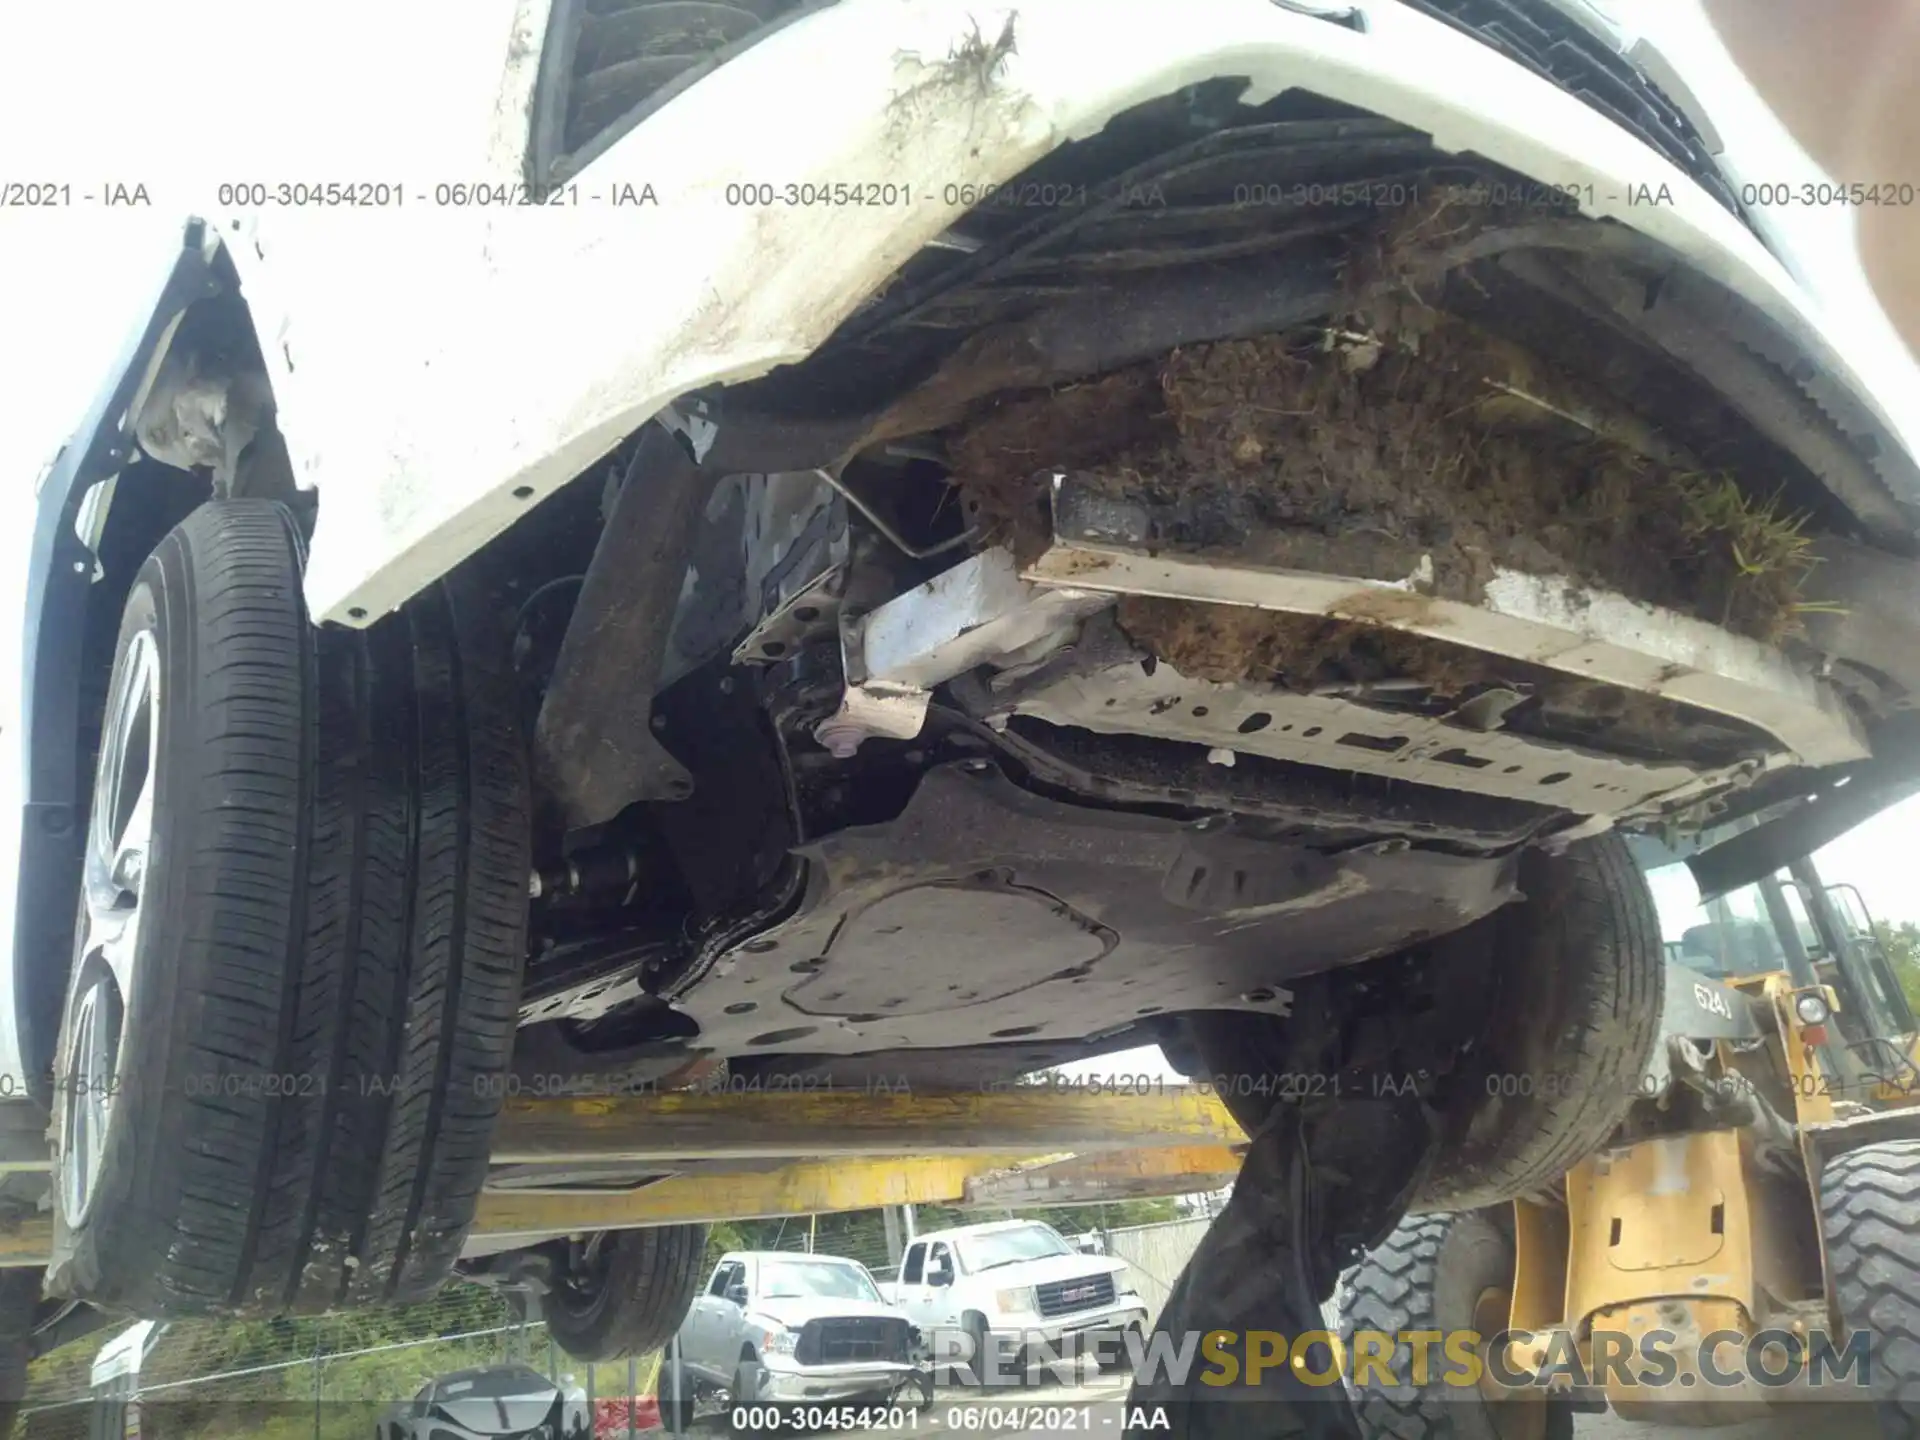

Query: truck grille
[1398,0,1739,217]
[795,1316,911,1365]
[530,0,810,185]
[1035,1273,1115,1320]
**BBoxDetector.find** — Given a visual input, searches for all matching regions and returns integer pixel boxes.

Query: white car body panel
[219,0,1889,627]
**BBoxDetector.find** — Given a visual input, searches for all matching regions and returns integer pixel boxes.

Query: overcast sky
[2,0,1918,1059]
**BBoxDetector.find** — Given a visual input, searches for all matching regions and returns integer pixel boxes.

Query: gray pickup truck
[658,1251,920,1425]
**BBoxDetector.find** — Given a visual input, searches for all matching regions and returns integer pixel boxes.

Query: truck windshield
[1645,863,1795,980]
[761,1260,882,1302]
[958,1224,1073,1271]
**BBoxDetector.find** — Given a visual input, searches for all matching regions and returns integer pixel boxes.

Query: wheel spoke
[88,630,157,898]
[108,762,155,899]
[85,907,139,999]
[59,980,120,1224]
[60,625,152,1227]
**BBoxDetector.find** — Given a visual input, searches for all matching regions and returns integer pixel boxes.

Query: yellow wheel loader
[1341,840,1920,1438]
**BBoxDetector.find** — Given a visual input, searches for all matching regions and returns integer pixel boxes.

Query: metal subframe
[1017,479,1867,791]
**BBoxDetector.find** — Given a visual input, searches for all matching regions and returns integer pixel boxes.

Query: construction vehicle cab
[1342,842,1920,1436]
[1656,849,1918,1083]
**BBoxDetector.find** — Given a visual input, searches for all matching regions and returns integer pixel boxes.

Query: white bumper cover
[988,1299,1152,1347]
[755,1354,916,1402]
[223,0,1867,628]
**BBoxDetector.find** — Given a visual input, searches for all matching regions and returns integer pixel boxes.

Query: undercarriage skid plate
[673,763,1519,1059]
[819,478,1867,824]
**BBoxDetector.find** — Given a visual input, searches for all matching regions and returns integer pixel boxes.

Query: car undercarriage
[495,93,1920,1139]
[16,19,1920,1432]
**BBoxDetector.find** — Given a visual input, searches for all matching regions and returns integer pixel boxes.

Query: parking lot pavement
[858,1377,1886,1440]
[859,1372,1134,1440]
[690,1375,1886,1440]
[1579,1406,1879,1440]
[678,1370,1136,1440]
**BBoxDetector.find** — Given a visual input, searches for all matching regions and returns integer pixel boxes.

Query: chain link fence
[1102,1215,1214,1328]
[16,1286,670,1440]
[15,1189,1226,1438]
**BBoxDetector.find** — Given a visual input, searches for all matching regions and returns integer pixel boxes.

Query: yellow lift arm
[0,1087,1247,1267]
[486,1085,1241,1163]
[465,1144,1243,1251]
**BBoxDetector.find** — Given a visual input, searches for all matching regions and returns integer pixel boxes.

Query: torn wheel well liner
[15,222,243,1098]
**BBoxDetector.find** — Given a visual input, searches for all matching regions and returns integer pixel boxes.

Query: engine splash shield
[673,762,1518,1058]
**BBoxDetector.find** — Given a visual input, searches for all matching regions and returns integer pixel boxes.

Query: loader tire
[1339,1210,1570,1440]
[1821,1138,1920,1438]
[655,1353,696,1434]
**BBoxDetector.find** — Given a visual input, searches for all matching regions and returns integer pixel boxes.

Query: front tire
[1821,1139,1920,1437]
[729,1355,777,1436]
[545,1225,708,1361]
[962,1313,992,1387]
[48,500,531,1316]
[655,1354,696,1434]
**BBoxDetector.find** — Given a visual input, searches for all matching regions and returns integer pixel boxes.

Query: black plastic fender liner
[1690,774,1920,903]
[1686,707,1920,903]
[13,219,231,1104]
[1125,1098,1435,1440]
[532,420,711,830]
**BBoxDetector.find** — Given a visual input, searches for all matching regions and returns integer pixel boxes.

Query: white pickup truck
[885,1221,1148,1380]
[659,1251,920,1423]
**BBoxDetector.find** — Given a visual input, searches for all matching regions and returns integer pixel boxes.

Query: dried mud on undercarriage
[948,305,1825,688]
[1110,599,1490,695]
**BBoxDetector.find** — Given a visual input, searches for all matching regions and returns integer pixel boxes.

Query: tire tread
[49,500,529,1317]
[547,1224,709,1362]
[1821,1138,1920,1437]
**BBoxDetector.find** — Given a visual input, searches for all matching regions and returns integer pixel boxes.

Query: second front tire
[48,500,532,1317]
[1189,834,1663,1211]
[545,1225,708,1361]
